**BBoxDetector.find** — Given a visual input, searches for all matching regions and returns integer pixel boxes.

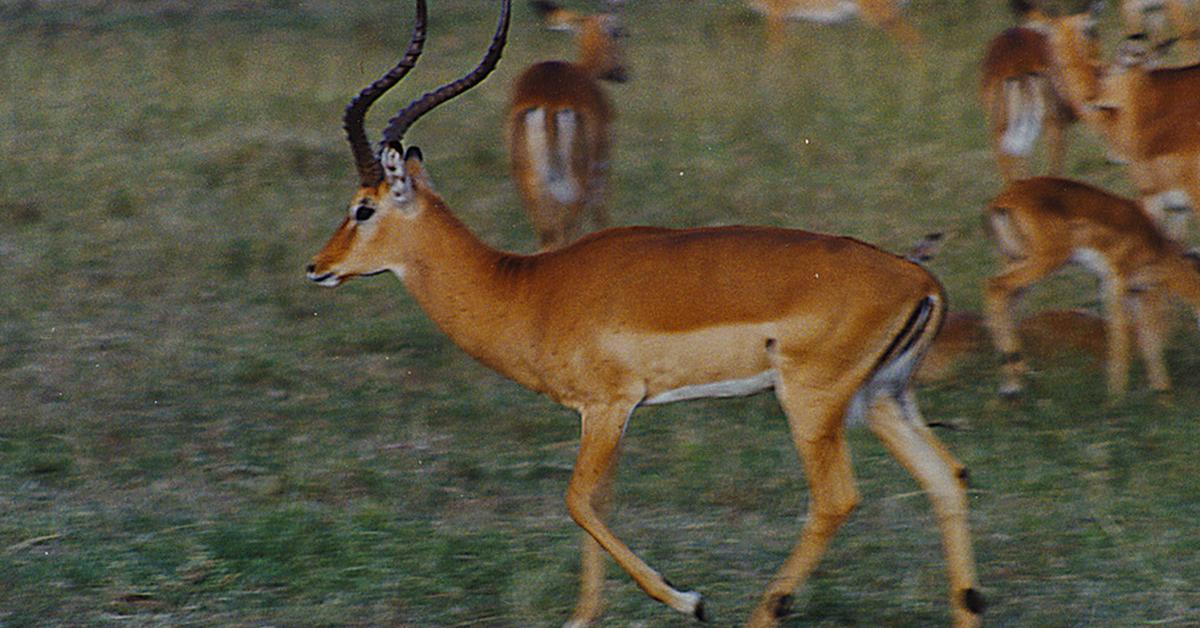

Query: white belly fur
[642,370,777,405]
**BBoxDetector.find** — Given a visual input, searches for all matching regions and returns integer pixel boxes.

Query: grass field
[2,0,1199,625]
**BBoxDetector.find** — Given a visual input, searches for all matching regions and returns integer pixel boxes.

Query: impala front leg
[566,430,618,628]
[565,403,704,625]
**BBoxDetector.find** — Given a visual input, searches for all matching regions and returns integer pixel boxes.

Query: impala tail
[999,74,1049,157]
[516,106,588,206]
[847,292,944,422]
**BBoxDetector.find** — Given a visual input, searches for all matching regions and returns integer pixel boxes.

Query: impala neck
[577,22,617,79]
[1046,26,1096,103]
[395,190,536,382]
[1048,28,1120,145]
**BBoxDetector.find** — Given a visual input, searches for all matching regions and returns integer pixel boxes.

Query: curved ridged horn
[380,0,512,150]
[344,0,428,187]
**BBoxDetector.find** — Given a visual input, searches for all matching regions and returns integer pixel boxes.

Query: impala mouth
[306,269,344,287]
[306,268,390,287]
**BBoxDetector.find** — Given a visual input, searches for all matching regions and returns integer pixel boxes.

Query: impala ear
[381,145,415,207]
[403,146,434,193]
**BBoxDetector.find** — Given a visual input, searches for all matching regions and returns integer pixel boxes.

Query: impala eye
[354,204,375,222]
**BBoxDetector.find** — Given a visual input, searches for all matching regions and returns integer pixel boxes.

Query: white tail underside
[523,107,582,205]
[1000,76,1046,157]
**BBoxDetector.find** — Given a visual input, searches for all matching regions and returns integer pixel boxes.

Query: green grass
[2,0,1199,625]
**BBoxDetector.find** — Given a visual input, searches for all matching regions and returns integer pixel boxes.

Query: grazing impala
[508,0,627,250]
[747,0,923,56]
[307,1,983,625]
[978,0,1115,182]
[1089,35,1200,239]
[983,177,1200,399]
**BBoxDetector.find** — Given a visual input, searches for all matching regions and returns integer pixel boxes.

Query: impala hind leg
[900,388,971,485]
[747,384,861,627]
[565,404,703,625]
[868,391,983,627]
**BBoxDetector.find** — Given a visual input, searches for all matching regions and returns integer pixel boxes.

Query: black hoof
[693,598,708,622]
[770,593,793,619]
[963,587,986,614]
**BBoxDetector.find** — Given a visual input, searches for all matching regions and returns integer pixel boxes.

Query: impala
[508,0,626,250]
[307,1,982,625]
[983,177,1200,399]
[1089,35,1200,240]
[978,0,1114,182]
[747,0,922,56]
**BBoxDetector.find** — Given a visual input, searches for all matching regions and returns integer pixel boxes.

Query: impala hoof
[769,593,793,618]
[678,590,704,621]
[963,587,986,614]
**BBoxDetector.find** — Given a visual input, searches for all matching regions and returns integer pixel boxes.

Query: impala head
[306,0,511,287]
[531,0,629,82]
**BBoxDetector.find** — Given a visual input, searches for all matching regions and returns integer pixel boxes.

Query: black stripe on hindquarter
[872,295,937,378]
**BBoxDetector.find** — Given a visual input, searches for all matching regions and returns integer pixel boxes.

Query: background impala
[983,176,1200,398]
[507,0,627,250]
[1091,33,1200,240]
[747,0,923,56]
